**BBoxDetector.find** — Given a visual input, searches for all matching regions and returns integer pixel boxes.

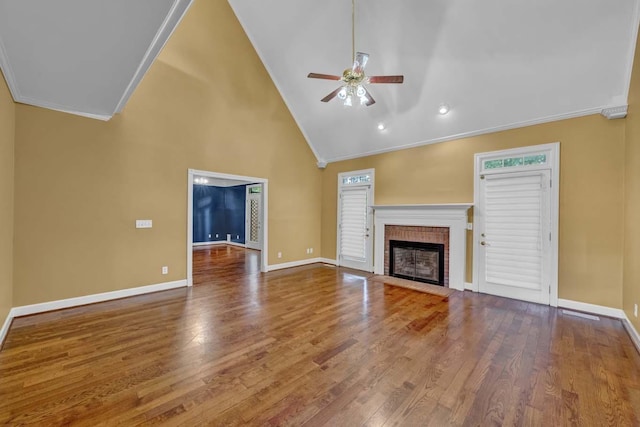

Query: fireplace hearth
[389,240,445,286]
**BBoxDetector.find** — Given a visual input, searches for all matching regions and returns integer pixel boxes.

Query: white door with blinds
[478,169,551,304]
[337,170,374,272]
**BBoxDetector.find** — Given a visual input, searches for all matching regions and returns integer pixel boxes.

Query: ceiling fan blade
[368,75,404,84]
[362,86,376,106]
[308,73,342,81]
[320,86,343,102]
[352,52,369,74]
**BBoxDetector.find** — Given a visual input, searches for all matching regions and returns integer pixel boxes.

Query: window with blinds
[339,187,368,261]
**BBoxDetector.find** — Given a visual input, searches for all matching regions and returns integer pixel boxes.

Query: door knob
[480,241,486,246]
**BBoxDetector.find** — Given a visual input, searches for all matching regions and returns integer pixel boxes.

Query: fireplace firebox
[389,240,445,286]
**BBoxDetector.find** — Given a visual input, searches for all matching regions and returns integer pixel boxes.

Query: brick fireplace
[372,204,471,291]
[384,226,449,286]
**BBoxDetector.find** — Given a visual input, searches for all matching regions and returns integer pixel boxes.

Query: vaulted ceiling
[0,0,638,164]
[0,0,192,120]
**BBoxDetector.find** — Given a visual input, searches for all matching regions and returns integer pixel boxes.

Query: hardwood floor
[1,246,639,425]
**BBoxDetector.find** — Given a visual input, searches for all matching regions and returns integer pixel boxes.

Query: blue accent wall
[193,184,246,243]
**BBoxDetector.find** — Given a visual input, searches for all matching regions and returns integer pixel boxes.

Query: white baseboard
[1,279,187,347]
[623,314,640,354]
[193,241,246,248]
[318,258,337,265]
[227,241,247,248]
[10,279,188,318]
[0,311,13,349]
[465,282,473,290]
[193,241,225,246]
[557,299,625,319]
[267,257,333,272]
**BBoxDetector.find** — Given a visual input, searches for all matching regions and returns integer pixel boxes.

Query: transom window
[483,153,547,171]
[342,174,371,186]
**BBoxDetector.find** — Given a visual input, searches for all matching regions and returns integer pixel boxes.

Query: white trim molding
[267,258,330,272]
[187,169,269,286]
[0,312,13,349]
[0,0,194,121]
[600,105,628,120]
[372,204,472,291]
[0,279,187,347]
[623,314,640,354]
[192,241,246,248]
[465,282,473,290]
[114,0,194,114]
[557,299,625,319]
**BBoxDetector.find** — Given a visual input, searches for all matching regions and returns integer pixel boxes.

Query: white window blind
[484,174,543,290]
[339,187,368,261]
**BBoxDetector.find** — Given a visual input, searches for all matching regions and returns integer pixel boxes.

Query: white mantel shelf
[372,203,473,291]
[372,203,473,210]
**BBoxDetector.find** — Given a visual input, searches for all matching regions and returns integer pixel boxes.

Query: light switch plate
[136,219,152,228]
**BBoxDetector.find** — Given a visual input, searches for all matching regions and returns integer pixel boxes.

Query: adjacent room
[0,0,639,424]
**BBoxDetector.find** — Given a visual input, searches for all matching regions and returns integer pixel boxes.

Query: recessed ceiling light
[377,123,386,130]
[438,104,450,115]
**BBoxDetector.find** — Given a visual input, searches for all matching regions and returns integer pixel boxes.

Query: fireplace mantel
[372,204,472,290]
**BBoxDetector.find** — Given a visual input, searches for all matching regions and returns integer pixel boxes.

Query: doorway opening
[187,169,268,286]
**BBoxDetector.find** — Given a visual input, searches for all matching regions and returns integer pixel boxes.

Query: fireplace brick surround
[384,225,450,286]
[372,204,472,291]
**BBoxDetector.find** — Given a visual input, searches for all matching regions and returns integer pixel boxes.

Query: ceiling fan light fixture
[338,87,348,100]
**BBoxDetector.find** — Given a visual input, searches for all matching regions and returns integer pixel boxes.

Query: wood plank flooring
[1,245,639,425]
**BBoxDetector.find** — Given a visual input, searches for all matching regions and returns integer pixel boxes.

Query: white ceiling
[0,0,192,120]
[229,0,640,163]
[0,0,637,163]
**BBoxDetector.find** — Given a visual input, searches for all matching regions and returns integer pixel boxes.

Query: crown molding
[0,29,21,101]
[114,0,194,114]
[600,105,628,120]
[0,0,193,122]
[323,107,603,164]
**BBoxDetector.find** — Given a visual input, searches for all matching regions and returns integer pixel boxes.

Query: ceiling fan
[307,0,404,107]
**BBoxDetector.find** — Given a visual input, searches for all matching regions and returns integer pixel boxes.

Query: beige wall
[624,28,640,331]
[12,0,322,306]
[321,116,626,308]
[0,71,14,322]
[3,0,638,320]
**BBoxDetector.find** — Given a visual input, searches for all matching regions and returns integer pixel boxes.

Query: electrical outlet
[135,219,152,229]
[467,223,473,230]
[162,266,168,275]
[310,248,314,254]
[635,303,638,318]
[277,252,282,259]
[208,234,212,239]
[215,234,219,238]
[237,235,239,239]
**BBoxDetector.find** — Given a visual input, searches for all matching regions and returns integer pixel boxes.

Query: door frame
[187,169,269,286]
[472,142,560,306]
[245,184,263,251]
[336,168,375,272]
